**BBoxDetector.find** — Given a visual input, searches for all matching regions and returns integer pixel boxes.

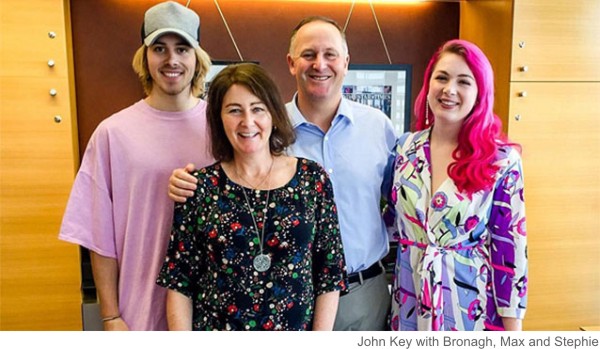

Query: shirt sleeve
[380,117,399,200]
[156,173,205,298]
[488,148,528,319]
[383,132,413,242]
[311,164,348,296]
[58,124,117,258]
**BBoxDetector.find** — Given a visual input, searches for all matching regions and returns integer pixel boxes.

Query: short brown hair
[131,44,211,97]
[289,16,348,55]
[206,63,296,162]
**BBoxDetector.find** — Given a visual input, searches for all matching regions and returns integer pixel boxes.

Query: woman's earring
[425,100,430,127]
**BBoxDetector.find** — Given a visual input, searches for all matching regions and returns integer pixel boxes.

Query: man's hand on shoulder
[168,163,198,203]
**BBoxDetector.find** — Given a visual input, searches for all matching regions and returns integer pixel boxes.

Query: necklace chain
[234,157,275,190]
[240,187,270,256]
[233,158,274,271]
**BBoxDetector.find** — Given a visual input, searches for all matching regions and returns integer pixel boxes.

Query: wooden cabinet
[511,0,600,81]
[461,0,600,330]
[508,83,600,330]
[0,0,82,330]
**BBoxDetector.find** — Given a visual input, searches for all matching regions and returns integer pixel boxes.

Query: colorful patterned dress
[157,158,346,330]
[386,130,528,331]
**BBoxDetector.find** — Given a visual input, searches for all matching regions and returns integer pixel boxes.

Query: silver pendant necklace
[234,158,275,272]
[240,187,272,272]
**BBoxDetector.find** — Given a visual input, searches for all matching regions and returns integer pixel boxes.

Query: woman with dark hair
[387,40,528,331]
[157,63,346,331]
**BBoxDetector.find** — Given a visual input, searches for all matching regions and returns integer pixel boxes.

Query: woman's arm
[502,317,523,331]
[166,289,193,330]
[488,150,528,327]
[312,291,340,331]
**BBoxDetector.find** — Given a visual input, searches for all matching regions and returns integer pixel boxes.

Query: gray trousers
[333,272,391,330]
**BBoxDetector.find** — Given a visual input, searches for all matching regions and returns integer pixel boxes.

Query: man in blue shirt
[168,16,396,330]
[285,16,396,330]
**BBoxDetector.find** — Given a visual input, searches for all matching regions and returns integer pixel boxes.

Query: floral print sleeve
[488,147,528,320]
[308,161,347,296]
[157,168,214,298]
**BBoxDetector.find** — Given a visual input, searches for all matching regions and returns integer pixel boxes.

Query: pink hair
[414,39,519,194]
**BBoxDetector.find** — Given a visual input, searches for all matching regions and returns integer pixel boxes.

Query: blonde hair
[132,44,211,97]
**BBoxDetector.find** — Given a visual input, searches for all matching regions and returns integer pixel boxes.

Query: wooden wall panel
[0,1,69,78]
[459,0,513,131]
[512,0,600,81]
[0,0,82,330]
[461,0,600,330]
[508,82,600,330]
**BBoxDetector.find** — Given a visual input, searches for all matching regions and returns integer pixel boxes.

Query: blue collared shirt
[286,95,397,273]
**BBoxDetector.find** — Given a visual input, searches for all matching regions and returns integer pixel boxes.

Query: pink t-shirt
[59,99,213,330]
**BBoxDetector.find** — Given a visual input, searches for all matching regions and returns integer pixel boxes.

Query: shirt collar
[337,97,355,124]
[288,93,306,128]
[288,93,354,128]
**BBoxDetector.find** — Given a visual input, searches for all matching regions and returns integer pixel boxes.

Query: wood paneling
[0,1,69,78]
[461,0,600,330]
[511,0,600,81]
[508,82,600,330]
[460,0,513,131]
[0,0,82,330]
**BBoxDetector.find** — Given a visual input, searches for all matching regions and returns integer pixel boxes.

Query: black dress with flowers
[157,158,347,330]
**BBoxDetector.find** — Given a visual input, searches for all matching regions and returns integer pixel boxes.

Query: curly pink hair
[414,39,518,194]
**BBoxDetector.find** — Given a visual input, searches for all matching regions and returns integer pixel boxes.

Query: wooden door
[0,0,82,330]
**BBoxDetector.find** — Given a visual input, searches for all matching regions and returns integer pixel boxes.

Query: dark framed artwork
[343,64,412,276]
[203,60,259,97]
[343,64,412,134]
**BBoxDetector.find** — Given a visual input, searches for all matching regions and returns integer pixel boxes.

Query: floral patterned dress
[157,158,346,330]
[386,130,528,331]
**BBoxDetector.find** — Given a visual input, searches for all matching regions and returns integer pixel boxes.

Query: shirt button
[328,168,334,174]
[324,136,329,142]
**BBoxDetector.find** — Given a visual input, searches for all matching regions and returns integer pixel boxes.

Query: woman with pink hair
[386,39,528,331]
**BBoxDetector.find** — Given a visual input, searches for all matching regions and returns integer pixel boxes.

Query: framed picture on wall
[343,64,412,275]
[343,64,412,134]
[204,60,259,97]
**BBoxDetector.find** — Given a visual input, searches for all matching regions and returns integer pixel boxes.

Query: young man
[59,1,213,330]
[169,16,396,330]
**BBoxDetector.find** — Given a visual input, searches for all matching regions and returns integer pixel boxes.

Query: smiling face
[221,84,273,158]
[427,52,478,126]
[287,20,349,103]
[146,33,197,98]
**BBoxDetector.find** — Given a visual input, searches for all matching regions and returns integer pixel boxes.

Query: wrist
[102,314,121,322]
